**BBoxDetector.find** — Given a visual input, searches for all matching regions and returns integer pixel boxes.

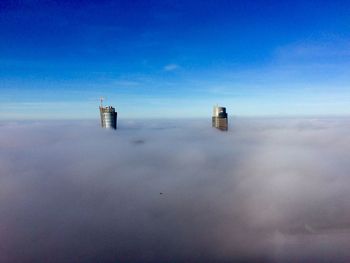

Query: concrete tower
[212,106,228,131]
[99,98,117,129]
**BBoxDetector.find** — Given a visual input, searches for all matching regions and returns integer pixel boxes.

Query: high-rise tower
[99,98,117,129]
[212,106,228,131]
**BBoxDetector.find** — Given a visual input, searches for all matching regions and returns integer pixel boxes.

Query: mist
[1,117,350,263]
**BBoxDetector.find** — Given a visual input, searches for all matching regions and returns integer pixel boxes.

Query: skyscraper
[212,106,228,131]
[99,98,117,129]
[99,106,117,129]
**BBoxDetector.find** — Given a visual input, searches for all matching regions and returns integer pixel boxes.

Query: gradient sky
[1,0,350,119]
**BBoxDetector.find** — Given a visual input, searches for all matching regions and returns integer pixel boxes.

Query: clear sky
[1,0,350,119]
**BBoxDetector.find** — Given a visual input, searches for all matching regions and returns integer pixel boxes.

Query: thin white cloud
[164,63,180,71]
[114,80,141,87]
[273,40,350,62]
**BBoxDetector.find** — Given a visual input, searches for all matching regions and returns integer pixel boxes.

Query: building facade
[99,106,117,129]
[212,106,228,131]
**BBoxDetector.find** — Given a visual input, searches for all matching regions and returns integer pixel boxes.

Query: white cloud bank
[1,118,350,263]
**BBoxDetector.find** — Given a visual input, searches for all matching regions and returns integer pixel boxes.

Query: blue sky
[1,0,350,119]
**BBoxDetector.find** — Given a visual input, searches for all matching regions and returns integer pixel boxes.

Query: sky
[1,0,350,119]
[1,118,350,262]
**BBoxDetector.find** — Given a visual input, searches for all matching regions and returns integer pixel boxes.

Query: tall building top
[99,106,116,113]
[212,106,228,131]
[213,106,227,118]
[99,105,117,130]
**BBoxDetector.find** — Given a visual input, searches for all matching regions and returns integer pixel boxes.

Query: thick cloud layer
[1,118,350,263]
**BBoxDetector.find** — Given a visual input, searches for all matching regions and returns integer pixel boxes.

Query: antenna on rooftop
[100,97,104,107]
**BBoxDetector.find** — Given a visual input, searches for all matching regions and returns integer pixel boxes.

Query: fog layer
[1,118,350,262]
